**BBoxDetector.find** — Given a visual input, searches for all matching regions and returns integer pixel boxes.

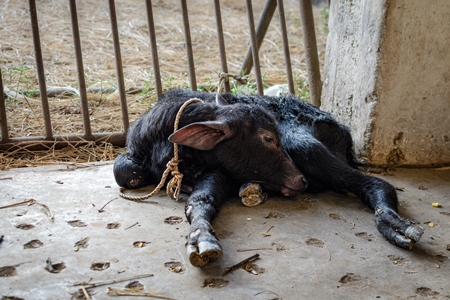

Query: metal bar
[277,0,295,94]
[298,0,322,107]
[108,0,130,132]
[28,0,53,139]
[69,0,93,139]
[213,0,230,93]
[180,0,197,91]
[245,0,264,95]
[145,0,163,98]
[0,68,9,143]
[0,132,127,151]
[240,0,277,76]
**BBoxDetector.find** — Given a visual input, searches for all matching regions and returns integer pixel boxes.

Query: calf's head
[169,95,307,197]
[114,152,153,189]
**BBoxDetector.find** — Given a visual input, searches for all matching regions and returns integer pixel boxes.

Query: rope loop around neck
[119,97,203,202]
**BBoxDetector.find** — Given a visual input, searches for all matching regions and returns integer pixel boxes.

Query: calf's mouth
[281,175,308,197]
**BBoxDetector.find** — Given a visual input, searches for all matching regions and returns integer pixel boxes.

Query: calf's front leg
[184,171,232,267]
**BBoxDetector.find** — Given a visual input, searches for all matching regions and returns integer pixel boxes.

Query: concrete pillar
[321,0,450,166]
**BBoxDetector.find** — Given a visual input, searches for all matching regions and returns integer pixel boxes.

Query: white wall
[321,0,450,166]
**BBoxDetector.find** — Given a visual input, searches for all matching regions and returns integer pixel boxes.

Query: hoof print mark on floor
[24,239,43,249]
[16,223,34,230]
[272,242,288,252]
[45,258,66,274]
[107,222,120,229]
[74,237,89,251]
[416,287,440,298]
[71,289,92,300]
[164,216,183,225]
[339,273,363,284]
[125,281,144,290]
[67,220,87,227]
[387,255,406,265]
[264,210,285,219]
[0,265,17,277]
[164,261,186,273]
[203,278,229,288]
[133,241,151,248]
[306,237,324,248]
[329,213,346,222]
[355,232,374,242]
[435,254,448,262]
[90,262,110,271]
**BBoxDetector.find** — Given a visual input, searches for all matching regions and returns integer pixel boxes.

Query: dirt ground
[1,0,328,164]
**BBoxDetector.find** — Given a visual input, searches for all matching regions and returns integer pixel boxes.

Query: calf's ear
[169,121,231,150]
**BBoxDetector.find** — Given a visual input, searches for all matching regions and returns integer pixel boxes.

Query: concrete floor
[0,162,449,299]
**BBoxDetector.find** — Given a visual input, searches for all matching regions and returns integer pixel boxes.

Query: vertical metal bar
[298,0,322,107]
[0,68,9,143]
[240,0,277,76]
[145,0,163,98]
[108,0,129,133]
[28,0,53,139]
[245,0,264,95]
[277,0,295,94]
[69,0,93,139]
[180,0,197,91]
[213,0,230,93]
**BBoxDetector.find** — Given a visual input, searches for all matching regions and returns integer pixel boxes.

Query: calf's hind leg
[287,136,424,250]
[184,171,231,267]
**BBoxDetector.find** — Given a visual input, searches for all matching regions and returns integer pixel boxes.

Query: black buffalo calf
[114,89,424,267]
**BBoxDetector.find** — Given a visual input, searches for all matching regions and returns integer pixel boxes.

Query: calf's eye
[264,136,275,144]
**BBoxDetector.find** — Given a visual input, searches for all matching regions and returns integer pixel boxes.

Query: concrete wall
[321,0,450,166]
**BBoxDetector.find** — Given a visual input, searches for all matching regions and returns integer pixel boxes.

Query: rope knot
[218,72,248,93]
[166,158,184,201]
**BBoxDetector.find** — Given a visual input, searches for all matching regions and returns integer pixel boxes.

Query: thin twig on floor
[237,248,272,252]
[222,254,260,275]
[107,287,176,299]
[98,197,117,213]
[71,273,154,288]
[81,286,91,300]
[324,244,331,261]
[261,225,274,237]
[0,198,35,209]
[124,222,139,230]
[0,198,54,221]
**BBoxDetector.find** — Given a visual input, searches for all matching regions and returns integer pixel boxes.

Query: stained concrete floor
[0,162,449,300]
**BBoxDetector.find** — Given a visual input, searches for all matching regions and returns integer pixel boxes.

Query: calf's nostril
[301,176,308,186]
[286,174,308,192]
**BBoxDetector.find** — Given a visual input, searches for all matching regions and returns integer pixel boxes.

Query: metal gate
[0,0,325,152]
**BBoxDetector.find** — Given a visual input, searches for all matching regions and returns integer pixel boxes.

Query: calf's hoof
[405,224,425,242]
[239,183,267,207]
[187,240,222,267]
[396,223,425,250]
[375,207,424,250]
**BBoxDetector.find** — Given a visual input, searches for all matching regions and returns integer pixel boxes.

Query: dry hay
[0,139,126,170]
[0,0,329,169]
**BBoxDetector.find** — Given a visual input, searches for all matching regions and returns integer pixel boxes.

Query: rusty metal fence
[0,0,323,151]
